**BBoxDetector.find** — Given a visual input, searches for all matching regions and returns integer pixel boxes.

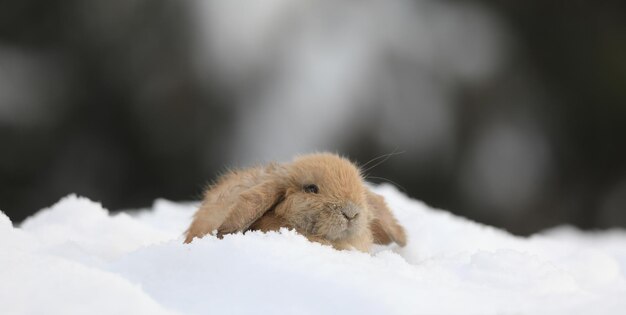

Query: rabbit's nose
[341,203,359,221]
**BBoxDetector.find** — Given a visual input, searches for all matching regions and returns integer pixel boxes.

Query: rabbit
[184,153,406,252]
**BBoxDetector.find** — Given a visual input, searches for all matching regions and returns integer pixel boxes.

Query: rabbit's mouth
[320,214,363,241]
[295,206,364,241]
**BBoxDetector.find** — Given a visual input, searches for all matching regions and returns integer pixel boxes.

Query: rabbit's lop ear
[184,166,286,243]
[217,179,285,236]
[367,190,407,247]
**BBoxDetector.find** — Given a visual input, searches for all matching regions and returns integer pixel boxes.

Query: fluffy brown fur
[184,153,406,252]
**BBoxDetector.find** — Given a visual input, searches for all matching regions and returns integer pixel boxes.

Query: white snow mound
[1,185,626,314]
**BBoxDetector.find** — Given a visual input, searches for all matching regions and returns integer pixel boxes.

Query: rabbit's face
[275,154,370,241]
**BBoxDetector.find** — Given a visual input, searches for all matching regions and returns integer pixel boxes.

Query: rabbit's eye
[303,184,319,194]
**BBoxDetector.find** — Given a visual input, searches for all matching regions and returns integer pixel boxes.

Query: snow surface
[1,184,625,314]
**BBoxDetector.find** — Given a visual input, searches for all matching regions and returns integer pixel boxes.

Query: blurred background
[1,0,625,235]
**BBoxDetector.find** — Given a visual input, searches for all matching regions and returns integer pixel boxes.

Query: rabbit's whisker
[361,149,405,175]
[365,176,407,193]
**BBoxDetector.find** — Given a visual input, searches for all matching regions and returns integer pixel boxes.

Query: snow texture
[1,184,625,314]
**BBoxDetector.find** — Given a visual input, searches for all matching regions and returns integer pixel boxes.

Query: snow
[1,185,626,314]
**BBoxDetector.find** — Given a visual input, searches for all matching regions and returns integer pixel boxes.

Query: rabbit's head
[273,154,371,242]
[185,153,406,251]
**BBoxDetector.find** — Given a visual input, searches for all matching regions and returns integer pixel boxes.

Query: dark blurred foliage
[0,0,232,218]
[466,0,626,231]
[1,0,625,235]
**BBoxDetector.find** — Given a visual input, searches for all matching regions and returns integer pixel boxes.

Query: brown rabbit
[184,153,406,252]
